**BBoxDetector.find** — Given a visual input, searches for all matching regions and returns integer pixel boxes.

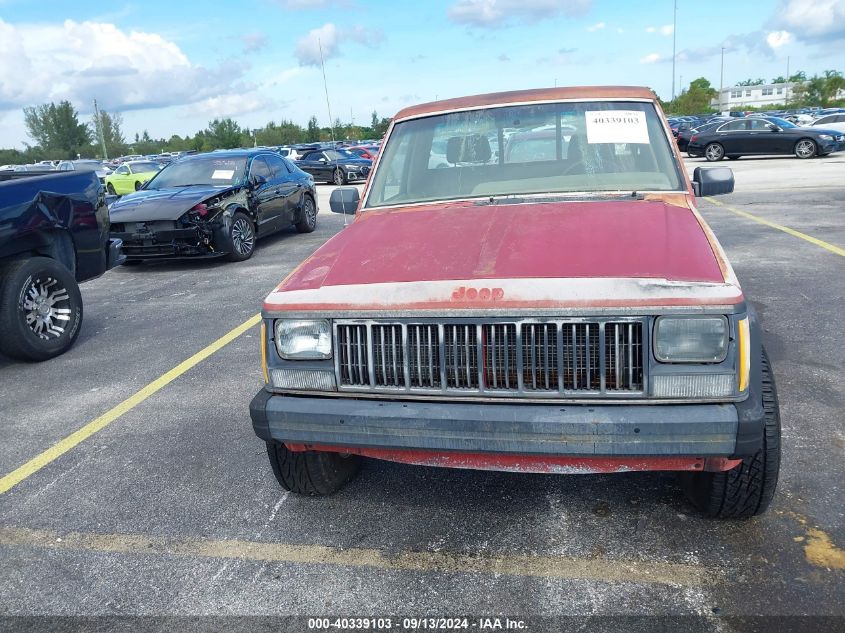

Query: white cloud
[294,22,383,66]
[447,0,592,27]
[766,30,792,48]
[645,26,655,33]
[775,0,845,40]
[660,24,674,36]
[0,19,243,114]
[242,32,268,53]
[586,21,606,32]
[640,53,661,64]
[192,93,269,117]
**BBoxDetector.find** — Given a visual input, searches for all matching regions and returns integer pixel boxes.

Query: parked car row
[684,116,845,161]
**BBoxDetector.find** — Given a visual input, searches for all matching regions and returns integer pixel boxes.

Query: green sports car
[104,161,162,195]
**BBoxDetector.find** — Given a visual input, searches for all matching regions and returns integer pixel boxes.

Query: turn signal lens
[738,317,750,392]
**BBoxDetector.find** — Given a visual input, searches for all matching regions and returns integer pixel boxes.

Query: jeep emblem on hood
[452,286,504,301]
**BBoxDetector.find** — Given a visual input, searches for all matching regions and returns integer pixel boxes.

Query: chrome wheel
[333,169,345,186]
[705,143,724,161]
[22,276,72,340]
[795,139,816,159]
[231,216,255,256]
[304,197,316,228]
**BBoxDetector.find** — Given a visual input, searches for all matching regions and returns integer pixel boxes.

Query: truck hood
[266,200,740,311]
[108,185,234,222]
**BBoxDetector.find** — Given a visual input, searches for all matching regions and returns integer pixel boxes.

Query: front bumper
[250,390,743,457]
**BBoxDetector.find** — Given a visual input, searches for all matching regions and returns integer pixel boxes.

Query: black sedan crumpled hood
[109,185,235,222]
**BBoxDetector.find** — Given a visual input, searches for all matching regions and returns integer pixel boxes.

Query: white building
[710,82,799,111]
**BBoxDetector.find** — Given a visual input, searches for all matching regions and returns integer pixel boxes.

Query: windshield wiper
[477,192,645,205]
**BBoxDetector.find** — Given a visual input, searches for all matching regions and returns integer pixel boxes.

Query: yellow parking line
[704,197,845,258]
[0,526,711,586]
[0,313,261,495]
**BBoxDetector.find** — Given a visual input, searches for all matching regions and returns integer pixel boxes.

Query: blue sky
[0,0,843,148]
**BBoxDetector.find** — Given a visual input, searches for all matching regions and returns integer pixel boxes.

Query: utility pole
[719,47,725,113]
[93,99,108,160]
[671,0,677,101]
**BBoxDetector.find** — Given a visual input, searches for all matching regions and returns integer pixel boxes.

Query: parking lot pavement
[1,164,844,625]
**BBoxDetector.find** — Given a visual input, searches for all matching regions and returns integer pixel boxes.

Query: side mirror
[318,157,327,163]
[252,174,267,186]
[692,167,734,197]
[768,125,781,132]
[329,186,359,214]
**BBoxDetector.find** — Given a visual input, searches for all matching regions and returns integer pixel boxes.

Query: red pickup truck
[250,87,780,519]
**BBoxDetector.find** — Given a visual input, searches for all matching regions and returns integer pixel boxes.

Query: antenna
[318,38,349,225]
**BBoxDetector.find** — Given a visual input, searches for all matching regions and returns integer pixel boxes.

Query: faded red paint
[277,201,724,293]
[284,443,742,474]
[394,86,657,122]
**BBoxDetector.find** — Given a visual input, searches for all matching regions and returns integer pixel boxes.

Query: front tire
[794,139,816,159]
[295,195,317,233]
[332,168,346,186]
[106,183,116,195]
[225,211,256,262]
[0,257,83,361]
[681,348,781,519]
[704,143,725,161]
[134,181,142,191]
[266,441,361,495]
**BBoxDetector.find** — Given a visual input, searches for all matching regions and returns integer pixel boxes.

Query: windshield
[765,116,797,129]
[144,156,247,189]
[365,101,683,208]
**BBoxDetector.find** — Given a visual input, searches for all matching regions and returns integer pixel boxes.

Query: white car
[811,113,845,134]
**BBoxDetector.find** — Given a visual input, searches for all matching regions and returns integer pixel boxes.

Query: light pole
[719,46,725,113]
[671,0,677,101]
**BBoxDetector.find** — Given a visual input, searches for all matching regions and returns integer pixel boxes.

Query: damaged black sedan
[109,150,318,263]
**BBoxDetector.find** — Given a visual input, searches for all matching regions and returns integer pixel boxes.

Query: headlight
[274,319,332,359]
[818,134,833,141]
[654,316,728,363]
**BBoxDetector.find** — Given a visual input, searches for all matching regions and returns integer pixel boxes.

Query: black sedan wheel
[0,257,83,361]
[332,168,346,186]
[226,211,256,262]
[295,195,318,233]
[794,139,816,159]
[704,143,725,162]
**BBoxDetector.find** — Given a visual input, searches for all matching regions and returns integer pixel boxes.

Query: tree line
[2,69,842,164]
[1,103,393,165]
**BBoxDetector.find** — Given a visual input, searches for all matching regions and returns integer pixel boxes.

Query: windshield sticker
[585,111,649,144]
[211,169,235,180]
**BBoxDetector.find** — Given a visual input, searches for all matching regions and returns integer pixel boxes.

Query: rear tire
[266,441,361,495]
[0,257,83,361]
[295,195,317,233]
[704,143,724,161]
[680,348,781,519]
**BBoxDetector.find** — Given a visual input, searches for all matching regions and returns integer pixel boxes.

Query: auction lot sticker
[585,110,649,144]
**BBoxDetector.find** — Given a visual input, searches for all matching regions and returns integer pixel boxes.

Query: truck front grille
[334,319,645,398]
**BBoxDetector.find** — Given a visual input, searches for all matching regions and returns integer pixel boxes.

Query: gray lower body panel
[251,391,739,456]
